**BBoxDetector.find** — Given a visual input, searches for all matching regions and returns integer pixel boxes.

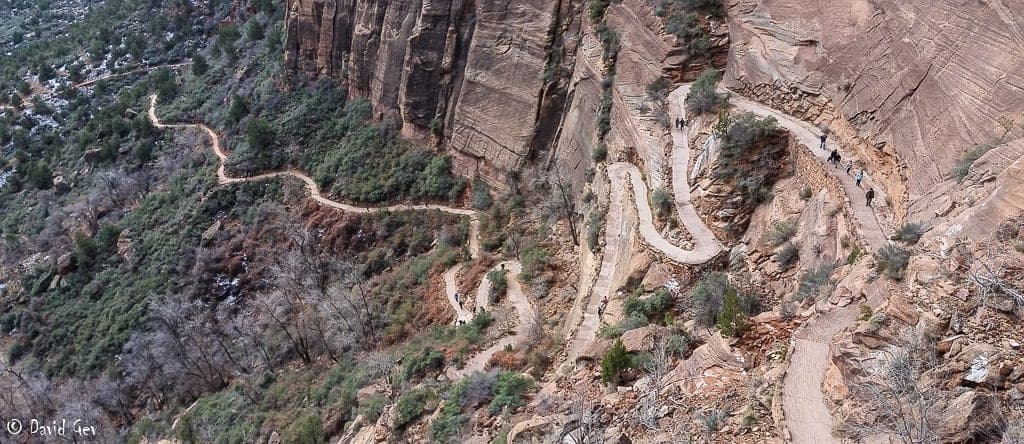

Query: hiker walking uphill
[845,160,853,175]
[828,149,842,167]
[819,132,828,150]
[865,187,876,207]
[855,169,864,187]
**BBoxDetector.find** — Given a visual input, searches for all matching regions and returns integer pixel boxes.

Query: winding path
[153,74,889,441]
[559,83,890,443]
[722,90,890,443]
[148,94,531,380]
[565,84,725,362]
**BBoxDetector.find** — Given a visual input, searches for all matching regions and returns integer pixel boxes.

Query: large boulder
[940,390,1004,442]
[619,325,669,353]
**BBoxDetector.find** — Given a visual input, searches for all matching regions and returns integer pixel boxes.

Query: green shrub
[765,219,797,247]
[519,244,550,282]
[799,186,813,200]
[592,141,608,162]
[857,304,873,321]
[665,332,692,356]
[624,288,673,321]
[715,285,748,336]
[281,413,323,444]
[487,269,508,298]
[400,347,444,381]
[794,263,834,302]
[489,372,535,414]
[20,161,53,190]
[691,272,729,327]
[586,207,607,251]
[393,388,434,431]
[589,0,611,21]
[846,244,865,264]
[358,395,387,423]
[246,19,264,41]
[652,187,673,218]
[875,244,911,280]
[601,339,633,384]
[228,93,249,123]
[890,222,925,245]
[471,178,493,210]
[596,87,613,138]
[192,53,209,76]
[696,408,728,435]
[687,68,723,115]
[775,242,800,269]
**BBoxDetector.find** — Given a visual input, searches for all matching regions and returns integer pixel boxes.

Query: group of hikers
[823,132,876,207]
[674,117,686,129]
[597,295,609,320]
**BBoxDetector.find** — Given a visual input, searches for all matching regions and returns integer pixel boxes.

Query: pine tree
[716,285,748,337]
[601,339,632,384]
[192,53,209,76]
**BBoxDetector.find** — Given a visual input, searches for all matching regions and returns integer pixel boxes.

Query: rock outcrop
[283,0,727,189]
[723,0,1024,217]
[284,0,587,187]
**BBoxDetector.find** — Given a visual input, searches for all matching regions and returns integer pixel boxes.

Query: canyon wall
[282,0,722,190]
[284,0,584,188]
[723,0,1024,212]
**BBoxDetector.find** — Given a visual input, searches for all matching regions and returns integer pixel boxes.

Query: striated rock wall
[283,0,714,190]
[723,0,1024,209]
[285,0,582,188]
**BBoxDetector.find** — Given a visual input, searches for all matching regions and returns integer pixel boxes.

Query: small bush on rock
[875,244,911,280]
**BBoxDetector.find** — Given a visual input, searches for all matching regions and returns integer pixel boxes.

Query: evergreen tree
[191,53,209,76]
[601,339,632,384]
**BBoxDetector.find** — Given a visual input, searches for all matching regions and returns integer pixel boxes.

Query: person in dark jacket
[866,188,876,207]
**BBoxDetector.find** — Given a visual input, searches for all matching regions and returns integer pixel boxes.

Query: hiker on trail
[455,292,462,309]
[834,152,842,168]
[829,149,839,165]
[820,132,828,150]
[855,169,864,187]
[865,188,876,207]
[598,305,605,320]
[845,160,853,175]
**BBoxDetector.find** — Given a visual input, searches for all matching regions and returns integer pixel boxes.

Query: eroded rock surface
[724,0,1024,207]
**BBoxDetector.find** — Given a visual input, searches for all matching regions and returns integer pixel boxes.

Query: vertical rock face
[285,0,573,187]
[723,0,1024,203]
[445,1,559,180]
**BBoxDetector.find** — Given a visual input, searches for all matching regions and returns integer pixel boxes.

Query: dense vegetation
[656,0,724,56]
[0,0,495,441]
[711,112,789,234]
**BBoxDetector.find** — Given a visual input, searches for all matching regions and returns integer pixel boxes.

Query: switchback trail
[724,90,891,443]
[560,83,890,444]
[565,83,724,362]
[148,94,535,380]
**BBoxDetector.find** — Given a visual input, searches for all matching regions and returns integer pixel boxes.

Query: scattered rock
[202,220,222,245]
[577,338,611,362]
[641,263,674,291]
[56,252,74,275]
[940,391,1004,442]
[886,296,920,326]
[620,325,668,352]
